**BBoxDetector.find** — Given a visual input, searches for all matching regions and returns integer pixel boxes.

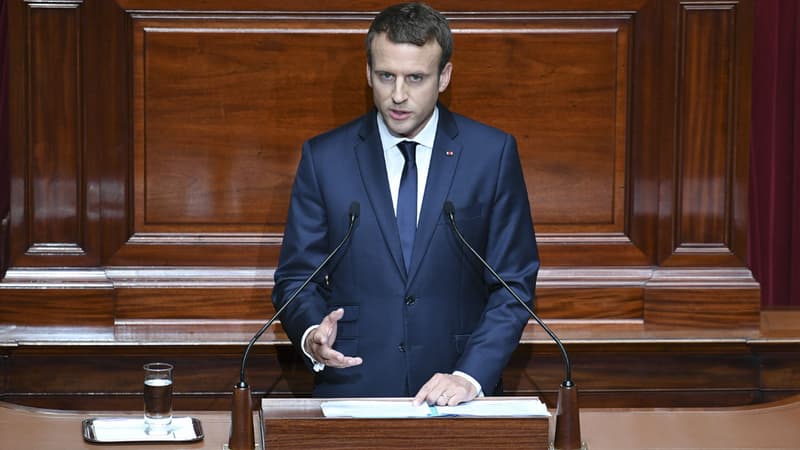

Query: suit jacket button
[398,344,407,352]
[404,295,416,305]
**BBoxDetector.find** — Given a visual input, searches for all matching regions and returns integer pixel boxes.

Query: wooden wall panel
[643,1,758,325]
[3,0,758,329]
[446,18,631,234]
[132,16,631,234]
[133,23,368,234]
[660,1,751,267]
[676,5,735,247]
[9,0,99,267]
[27,5,82,249]
[122,13,639,268]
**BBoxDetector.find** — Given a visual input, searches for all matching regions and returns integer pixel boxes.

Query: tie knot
[397,140,417,163]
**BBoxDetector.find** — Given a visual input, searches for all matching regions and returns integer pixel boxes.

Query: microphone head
[443,201,455,215]
[349,201,360,218]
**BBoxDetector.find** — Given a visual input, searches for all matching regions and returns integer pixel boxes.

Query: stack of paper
[320,398,551,418]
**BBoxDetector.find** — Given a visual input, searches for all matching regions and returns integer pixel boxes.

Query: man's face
[367,33,452,138]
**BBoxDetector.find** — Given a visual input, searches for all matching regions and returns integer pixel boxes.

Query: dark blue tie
[396,140,418,271]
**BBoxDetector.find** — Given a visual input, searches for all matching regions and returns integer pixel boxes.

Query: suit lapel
[354,112,408,277]
[407,106,461,283]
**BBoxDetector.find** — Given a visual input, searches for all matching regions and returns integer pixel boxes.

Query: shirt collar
[377,106,439,151]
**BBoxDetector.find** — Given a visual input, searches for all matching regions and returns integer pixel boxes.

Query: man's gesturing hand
[305,308,363,369]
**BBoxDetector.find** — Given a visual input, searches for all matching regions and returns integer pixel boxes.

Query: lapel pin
[445,150,454,157]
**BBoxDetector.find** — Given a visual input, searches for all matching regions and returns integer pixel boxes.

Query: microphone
[443,201,583,450]
[228,201,360,450]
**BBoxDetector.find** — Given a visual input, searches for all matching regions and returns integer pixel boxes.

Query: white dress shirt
[378,106,437,220]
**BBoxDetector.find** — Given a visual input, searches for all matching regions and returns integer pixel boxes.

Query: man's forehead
[370,34,442,68]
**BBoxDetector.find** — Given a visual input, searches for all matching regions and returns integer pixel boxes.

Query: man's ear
[438,62,453,92]
[366,63,373,87]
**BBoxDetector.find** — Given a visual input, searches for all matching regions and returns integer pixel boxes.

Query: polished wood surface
[0,402,260,450]
[582,394,800,450]
[2,394,800,449]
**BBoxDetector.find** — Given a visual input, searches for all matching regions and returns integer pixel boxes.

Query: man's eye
[379,72,394,81]
[408,74,424,83]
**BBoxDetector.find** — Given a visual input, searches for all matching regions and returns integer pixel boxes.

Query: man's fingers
[413,373,443,406]
[317,348,363,368]
[310,308,345,349]
[321,308,345,329]
[308,328,326,347]
[412,388,430,406]
[413,373,475,406]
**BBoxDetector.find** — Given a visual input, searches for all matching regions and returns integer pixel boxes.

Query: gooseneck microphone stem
[443,201,583,450]
[443,202,572,386]
[237,202,360,387]
[229,202,359,450]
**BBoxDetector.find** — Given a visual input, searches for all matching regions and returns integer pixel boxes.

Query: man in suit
[272,2,539,407]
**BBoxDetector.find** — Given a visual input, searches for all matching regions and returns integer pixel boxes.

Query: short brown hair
[366,2,453,74]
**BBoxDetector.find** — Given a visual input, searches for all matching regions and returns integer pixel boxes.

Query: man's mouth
[389,109,412,120]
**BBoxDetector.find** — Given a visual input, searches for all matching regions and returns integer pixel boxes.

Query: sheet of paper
[321,398,551,418]
[439,399,551,417]
[321,400,433,418]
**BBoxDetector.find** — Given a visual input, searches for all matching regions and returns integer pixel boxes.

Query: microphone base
[228,383,255,450]
[551,381,585,450]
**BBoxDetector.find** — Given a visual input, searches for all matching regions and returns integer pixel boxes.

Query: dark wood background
[4,0,788,412]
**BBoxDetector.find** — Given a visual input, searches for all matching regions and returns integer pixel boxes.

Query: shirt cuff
[301,325,325,372]
[453,370,484,397]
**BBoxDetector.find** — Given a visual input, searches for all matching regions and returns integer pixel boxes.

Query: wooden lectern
[261,397,550,449]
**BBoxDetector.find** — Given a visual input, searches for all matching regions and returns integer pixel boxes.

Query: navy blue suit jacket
[272,105,539,398]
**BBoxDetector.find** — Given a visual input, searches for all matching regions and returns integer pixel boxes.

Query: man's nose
[392,79,408,103]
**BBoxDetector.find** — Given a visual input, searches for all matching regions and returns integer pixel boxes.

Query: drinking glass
[143,362,173,434]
